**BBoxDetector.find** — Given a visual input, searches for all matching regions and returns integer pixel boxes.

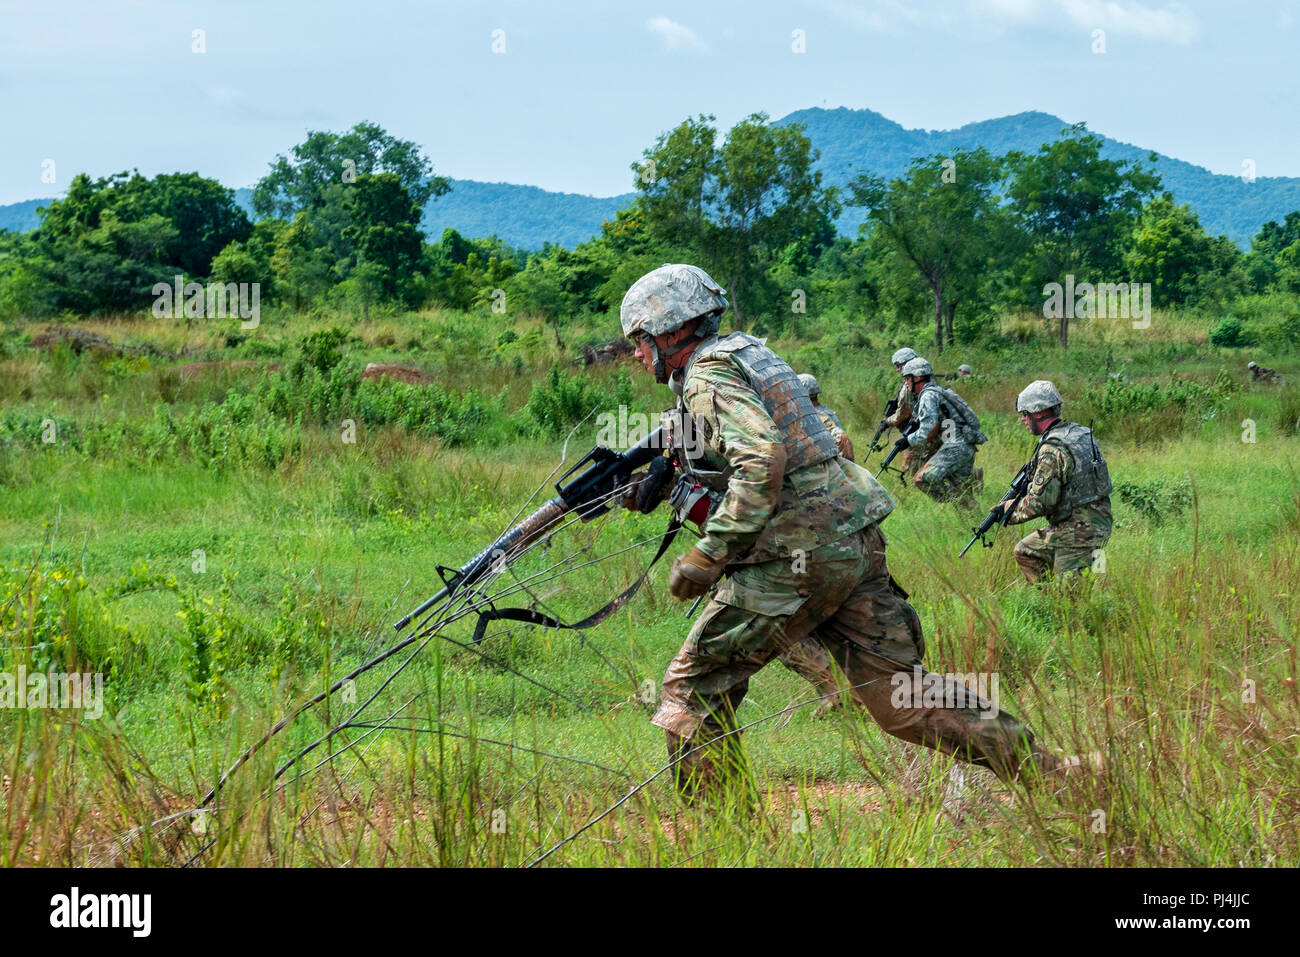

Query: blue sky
[2,0,1297,206]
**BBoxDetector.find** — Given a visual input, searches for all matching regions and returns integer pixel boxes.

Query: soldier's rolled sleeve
[884,385,912,428]
[685,362,786,563]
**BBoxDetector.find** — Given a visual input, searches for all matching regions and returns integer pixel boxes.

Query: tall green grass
[1,305,1298,866]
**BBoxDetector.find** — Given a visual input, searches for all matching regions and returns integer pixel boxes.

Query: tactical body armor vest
[919,382,987,445]
[1043,422,1112,522]
[676,333,838,493]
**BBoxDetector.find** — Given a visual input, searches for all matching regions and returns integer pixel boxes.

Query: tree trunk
[945,301,956,347]
[729,277,745,332]
[1059,314,1069,350]
[933,286,945,355]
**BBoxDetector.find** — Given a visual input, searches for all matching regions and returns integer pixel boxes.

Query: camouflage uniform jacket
[1007,423,1113,531]
[677,337,894,566]
[884,382,913,429]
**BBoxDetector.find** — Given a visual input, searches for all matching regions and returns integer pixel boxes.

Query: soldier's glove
[621,456,675,513]
[836,431,855,461]
[668,545,727,601]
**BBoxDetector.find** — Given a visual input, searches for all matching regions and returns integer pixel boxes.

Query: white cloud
[1058,0,1198,43]
[817,0,956,35]
[646,16,708,52]
[971,0,1198,43]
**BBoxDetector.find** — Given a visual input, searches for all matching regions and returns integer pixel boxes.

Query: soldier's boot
[1019,747,1106,799]
[955,481,979,513]
[666,730,706,805]
[665,729,758,813]
[811,681,845,719]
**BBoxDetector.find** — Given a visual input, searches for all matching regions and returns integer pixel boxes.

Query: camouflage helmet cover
[797,373,820,397]
[1247,361,1258,369]
[620,264,728,340]
[958,364,972,374]
[1017,379,1064,413]
[901,356,932,377]
[891,347,918,366]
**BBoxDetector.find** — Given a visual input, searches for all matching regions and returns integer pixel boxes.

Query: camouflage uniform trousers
[776,638,841,714]
[912,439,979,504]
[1013,511,1112,583]
[652,524,1049,800]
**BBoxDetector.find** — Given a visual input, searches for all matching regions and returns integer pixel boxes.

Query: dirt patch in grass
[362,363,434,385]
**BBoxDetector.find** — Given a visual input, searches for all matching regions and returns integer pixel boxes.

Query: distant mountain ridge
[778,107,1300,248]
[4,107,1297,250]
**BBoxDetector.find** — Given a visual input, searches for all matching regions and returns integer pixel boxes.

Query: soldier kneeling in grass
[993,380,1113,584]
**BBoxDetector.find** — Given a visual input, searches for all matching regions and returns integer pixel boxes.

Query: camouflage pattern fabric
[817,404,845,432]
[1006,426,1113,582]
[775,637,841,710]
[653,525,1057,798]
[1011,506,1111,582]
[815,404,855,463]
[677,346,892,566]
[913,438,976,502]
[884,381,913,429]
[1251,364,1285,384]
[906,383,979,502]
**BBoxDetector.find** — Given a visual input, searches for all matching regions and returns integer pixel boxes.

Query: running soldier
[619,264,1076,804]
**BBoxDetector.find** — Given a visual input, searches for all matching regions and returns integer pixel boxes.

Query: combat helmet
[1017,380,1064,414]
[621,264,728,382]
[797,373,820,398]
[901,357,932,378]
[891,347,918,366]
[958,364,972,375]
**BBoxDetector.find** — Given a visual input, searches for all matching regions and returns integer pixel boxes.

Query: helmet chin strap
[652,334,700,384]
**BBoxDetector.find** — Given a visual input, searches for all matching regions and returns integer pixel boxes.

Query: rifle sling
[471,516,683,645]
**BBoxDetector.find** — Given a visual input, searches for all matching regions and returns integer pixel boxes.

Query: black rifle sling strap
[470,516,683,645]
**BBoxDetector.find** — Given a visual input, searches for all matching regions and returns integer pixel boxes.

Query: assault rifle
[866,397,900,456]
[874,418,919,480]
[959,422,1059,558]
[394,426,670,631]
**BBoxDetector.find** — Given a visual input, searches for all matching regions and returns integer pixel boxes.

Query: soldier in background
[1248,361,1285,384]
[900,357,985,508]
[995,380,1113,584]
[798,373,854,462]
[884,348,920,478]
[958,364,972,378]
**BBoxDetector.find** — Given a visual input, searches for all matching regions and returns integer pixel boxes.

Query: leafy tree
[1243,211,1300,293]
[636,113,838,329]
[340,173,427,304]
[1123,195,1244,306]
[211,219,285,299]
[1006,124,1160,347]
[35,170,249,280]
[270,212,333,309]
[252,122,449,219]
[850,149,1011,353]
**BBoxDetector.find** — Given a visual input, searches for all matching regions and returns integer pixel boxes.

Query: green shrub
[1209,315,1250,347]
[525,365,633,438]
[1114,478,1193,525]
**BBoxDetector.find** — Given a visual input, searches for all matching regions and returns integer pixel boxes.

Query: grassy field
[1,305,1298,867]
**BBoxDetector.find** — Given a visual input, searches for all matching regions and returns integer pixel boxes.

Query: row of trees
[1,118,1298,352]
